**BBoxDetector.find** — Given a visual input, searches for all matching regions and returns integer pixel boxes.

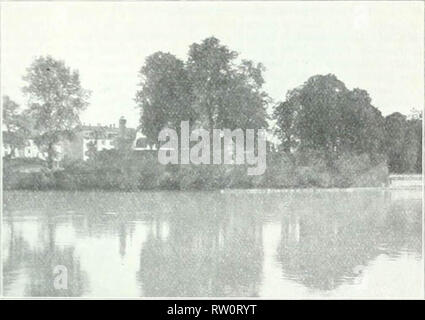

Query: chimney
[119,116,126,137]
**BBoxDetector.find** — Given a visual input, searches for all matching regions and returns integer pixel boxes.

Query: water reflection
[3,217,87,296]
[2,189,422,297]
[276,192,422,291]
[137,193,263,296]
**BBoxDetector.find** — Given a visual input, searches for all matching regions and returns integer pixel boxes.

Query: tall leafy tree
[273,74,386,161]
[407,110,423,173]
[273,88,302,153]
[136,37,269,148]
[2,96,32,158]
[217,60,269,130]
[295,74,349,153]
[187,37,237,131]
[384,111,422,173]
[384,112,408,173]
[135,52,195,145]
[339,88,385,159]
[187,37,268,131]
[22,56,90,168]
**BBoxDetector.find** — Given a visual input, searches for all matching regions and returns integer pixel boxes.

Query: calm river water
[2,189,423,298]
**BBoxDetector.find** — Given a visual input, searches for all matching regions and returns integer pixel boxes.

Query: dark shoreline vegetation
[4,150,389,191]
[2,37,422,191]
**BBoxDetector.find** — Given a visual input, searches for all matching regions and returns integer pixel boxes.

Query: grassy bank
[3,150,389,191]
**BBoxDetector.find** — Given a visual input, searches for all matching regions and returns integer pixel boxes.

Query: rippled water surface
[2,189,423,297]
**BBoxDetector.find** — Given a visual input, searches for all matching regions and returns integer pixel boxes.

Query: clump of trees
[2,56,90,168]
[273,74,422,175]
[273,74,386,160]
[135,36,269,148]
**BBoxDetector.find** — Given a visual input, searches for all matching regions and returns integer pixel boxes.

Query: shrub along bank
[3,149,389,191]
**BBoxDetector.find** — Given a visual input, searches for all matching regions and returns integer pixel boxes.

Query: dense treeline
[273,74,422,174]
[134,37,421,183]
[2,37,422,191]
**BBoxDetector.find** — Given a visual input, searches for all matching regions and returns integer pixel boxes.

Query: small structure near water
[388,174,423,189]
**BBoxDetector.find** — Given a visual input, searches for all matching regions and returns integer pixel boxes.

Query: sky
[1,1,424,129]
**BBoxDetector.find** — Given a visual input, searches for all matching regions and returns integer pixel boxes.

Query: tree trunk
[283,134,291,153]
[47,143,54,169]
[208,110,214,163]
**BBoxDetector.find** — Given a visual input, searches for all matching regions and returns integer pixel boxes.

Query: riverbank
[3,150,393,191]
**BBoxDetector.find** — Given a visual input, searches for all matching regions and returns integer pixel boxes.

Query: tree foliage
[136,52,196,145]
[135,37,269,143]
[273,74,386,161]
[2,96,33,158]
[22,56,90,167]
[384,111,422,173]
[274,74,422,173]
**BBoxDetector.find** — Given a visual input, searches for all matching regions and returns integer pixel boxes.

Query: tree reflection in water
[2,189,422,297]
[137,192,264,297]
[276,191,422,290]
[3,217,87,297]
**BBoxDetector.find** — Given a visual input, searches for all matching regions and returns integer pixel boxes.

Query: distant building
[63,116,136,161]
[2,132,63,162]
[2,117,148,164]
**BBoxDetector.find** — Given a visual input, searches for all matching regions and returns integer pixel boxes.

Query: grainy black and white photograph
[0,1,423,300]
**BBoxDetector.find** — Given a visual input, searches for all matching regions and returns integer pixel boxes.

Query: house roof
[75,125,136,140]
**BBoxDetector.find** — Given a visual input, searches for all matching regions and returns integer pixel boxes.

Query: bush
[177,165,227,190]
[3,148,389,190]
[256,152,296,188]
[333,152,387,187]
[3,170,56,190]
[352,162,389,187]
[333,153,372,187]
